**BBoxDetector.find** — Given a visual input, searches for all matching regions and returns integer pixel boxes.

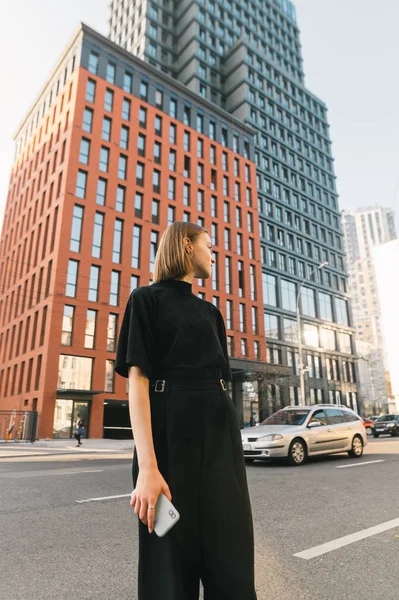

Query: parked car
[372,414,399,437]
[241,404,367,466]
[362,418,375,435]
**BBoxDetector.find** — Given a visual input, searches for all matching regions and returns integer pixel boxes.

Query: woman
[115,222,257,600]
[74,413,84,447]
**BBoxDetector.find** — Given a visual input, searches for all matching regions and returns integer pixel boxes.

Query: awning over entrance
[230,358,293,383]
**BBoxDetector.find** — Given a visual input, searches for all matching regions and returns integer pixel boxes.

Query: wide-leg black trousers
[132,379,257,600]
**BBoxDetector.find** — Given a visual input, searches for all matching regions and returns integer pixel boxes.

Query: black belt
[150,379,228,392]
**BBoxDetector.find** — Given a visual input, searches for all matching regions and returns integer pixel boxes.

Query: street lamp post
[296,262,328,406]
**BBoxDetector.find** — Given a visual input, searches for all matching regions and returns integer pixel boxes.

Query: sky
[1,0,398,233]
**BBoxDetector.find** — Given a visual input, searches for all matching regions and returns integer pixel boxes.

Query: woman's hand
[130,467,172,533]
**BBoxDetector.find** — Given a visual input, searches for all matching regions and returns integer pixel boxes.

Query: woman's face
[188,232,215,280]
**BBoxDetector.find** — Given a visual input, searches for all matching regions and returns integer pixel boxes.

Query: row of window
[264,312,352,353]
[0,354,42,398]
[261,193,338,230]
[262,274,350,326]
[263,247,346,294]
[0,303,48,364]
[85,62,251,157]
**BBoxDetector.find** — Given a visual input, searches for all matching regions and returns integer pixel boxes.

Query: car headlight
[387,423,395,427]
[257,434,284,441]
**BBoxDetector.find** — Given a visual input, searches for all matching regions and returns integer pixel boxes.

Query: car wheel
[366,427,372,435]
[348,435,364,458]
[244,458,255,464]
[287,438,307,466]
[373,433,379,438]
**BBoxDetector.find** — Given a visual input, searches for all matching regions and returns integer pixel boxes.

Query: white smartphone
[130,492,180,537]
[153,493,180,537]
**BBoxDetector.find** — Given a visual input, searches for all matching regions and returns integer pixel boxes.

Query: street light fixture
[296,261,328,406]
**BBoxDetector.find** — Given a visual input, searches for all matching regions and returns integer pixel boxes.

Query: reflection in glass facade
[58,355,93,390]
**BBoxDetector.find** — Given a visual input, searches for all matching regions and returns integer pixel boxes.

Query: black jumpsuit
[115,279,257,600]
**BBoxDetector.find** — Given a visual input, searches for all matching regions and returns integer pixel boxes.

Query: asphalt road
[1,438,398,600]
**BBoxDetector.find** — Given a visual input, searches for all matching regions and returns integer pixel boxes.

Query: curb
[0,450,133,459]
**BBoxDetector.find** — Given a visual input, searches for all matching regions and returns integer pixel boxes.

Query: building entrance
[53,399,90,439]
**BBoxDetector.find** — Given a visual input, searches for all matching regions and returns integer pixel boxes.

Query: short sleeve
[114,288,155,379]
[216,309,232,381]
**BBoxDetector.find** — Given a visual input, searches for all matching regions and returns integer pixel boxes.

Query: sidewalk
[0,438,134,459]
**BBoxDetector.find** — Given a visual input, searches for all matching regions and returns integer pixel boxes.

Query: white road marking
[76,493,131,504]
[294,517,399,560]
[336,460,385,469]
[0,468,103,479]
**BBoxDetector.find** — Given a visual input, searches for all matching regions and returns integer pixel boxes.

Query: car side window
[326,408,347,424]
[343,411,361,423]
[309,410,327,426]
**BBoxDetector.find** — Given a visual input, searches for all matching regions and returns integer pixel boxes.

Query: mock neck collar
[159,279,193,296]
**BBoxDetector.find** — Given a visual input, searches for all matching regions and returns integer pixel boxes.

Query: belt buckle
[220,379,227,391]
[154,380,166,392]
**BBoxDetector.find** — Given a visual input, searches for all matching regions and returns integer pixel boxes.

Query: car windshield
[261,410,310,426]
[377,415,397,422]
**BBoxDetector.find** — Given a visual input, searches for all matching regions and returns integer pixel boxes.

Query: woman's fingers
[147,497,158,534]
[162,483,172,502]
[139,499,148,525]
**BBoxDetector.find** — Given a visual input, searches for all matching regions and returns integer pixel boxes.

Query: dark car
[372,415,399,437]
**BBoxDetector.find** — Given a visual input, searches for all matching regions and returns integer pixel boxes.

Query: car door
[307,409,335,453]
[325,408,351,450]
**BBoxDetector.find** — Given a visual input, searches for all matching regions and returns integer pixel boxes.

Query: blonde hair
[153,221,208,283]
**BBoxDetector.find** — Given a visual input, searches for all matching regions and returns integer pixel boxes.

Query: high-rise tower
[109,0,359,412]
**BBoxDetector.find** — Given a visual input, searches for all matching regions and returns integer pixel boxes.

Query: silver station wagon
[241,405,367,466]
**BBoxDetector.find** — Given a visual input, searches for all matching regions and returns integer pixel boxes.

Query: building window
[168,206,175,225]
[102,117,112,142]
[79,138,90,164]
[86,79,96,103]
[150,231,159,271]
[335,298,349,326]
[107,314,117,352]
[169,123,177,144]
[75,170,87,199]
[183,183,191,206]
[319,292,333,321]
[281,279,296,312]
[139,107,147,128]
[184,131,190,151]
[118,155,127,180]
[88,52,99,74]
[136,162,145,186]
[154,141,161,163]
[61,305,74,345]
[104,89,114,112]
[168,177,176,200]
[301,286,316,317]
[85,309,96,349]
[152,200,160,224]
[153,169,161,193]
[132,225,141,269]
[169,98,177,118]
[88,265,100,302]
[339,332,352,354]
[264,313,279,339]
[197,114,204,133]
[82,108,93,133]
[112,219,123,263]
[122,98,131,120]
[116,185,125,213]
[92,212,104,258]
[120,125,129,149]
[212,252,218,290]
[70,205,84,253]
[123,71,133,93]
[283,318,297,343]
[303,323,319,348]
[140,81,148,100]
[105,359,115,392]
[262,273,277,307]
[66,260,79,297]
[155,115,162,136]
[99,147,110,173]
[131,275,139,292]
[109,271,120,306]
[135,192,143,218]
[155,89,163,109]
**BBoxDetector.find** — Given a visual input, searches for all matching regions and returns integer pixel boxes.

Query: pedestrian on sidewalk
[115,222,257,600]
[74,414,84,447]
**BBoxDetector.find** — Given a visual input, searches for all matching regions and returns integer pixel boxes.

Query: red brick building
[0,25,267,439]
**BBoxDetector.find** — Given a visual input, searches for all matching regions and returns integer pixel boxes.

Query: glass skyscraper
[109,0,359,414]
